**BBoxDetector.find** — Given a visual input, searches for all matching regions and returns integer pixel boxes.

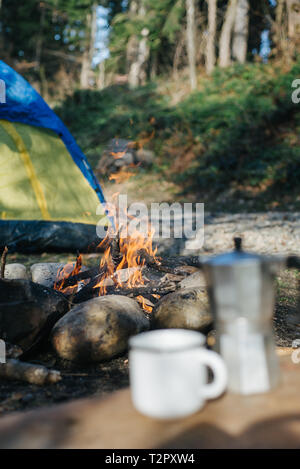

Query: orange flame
[136,295,153,313]
[54,254,83,295]
[111,150,126,160]
[55,126,158,299]
[109,168,134,184]
[94,194,158,296]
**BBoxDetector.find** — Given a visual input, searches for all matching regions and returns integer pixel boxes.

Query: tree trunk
[128,1,150,88]
[150,51,158,80]
[89,2,97,66]
[205,0,217,74]
[273,0,288,58]
[126,0,139,75]
[97,60,105,89]
[173,31,185,79]
[35,4,46,71]
[80,51,90,88]
[186,0,197,90]
[286,0,300,54]
[80,2,97,89]
[232,0,249,63]
[218,0,238,68]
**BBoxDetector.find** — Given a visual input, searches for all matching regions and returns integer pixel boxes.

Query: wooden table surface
[0,351,300,449]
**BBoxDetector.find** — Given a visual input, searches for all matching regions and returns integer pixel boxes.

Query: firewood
[72,279,178,304]
[65,253,203,304]
[158,273,185,283]
[111,229,122,265]
[137,249,202,273]
[0,246,8,279]
[0,359,61,385]
[63,255,202,296]
[54,266,101,290]
[137,249,174,273]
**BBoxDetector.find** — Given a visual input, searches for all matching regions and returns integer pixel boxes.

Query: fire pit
[0,212,212,414]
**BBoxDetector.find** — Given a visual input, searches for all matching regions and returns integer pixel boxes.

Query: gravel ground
[183,212,300,255]
[181,212,300,349]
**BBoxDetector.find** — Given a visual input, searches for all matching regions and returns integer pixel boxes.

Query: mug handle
[197,349,227,400]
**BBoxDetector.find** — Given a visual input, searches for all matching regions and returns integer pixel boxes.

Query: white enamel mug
[129,329,227,419]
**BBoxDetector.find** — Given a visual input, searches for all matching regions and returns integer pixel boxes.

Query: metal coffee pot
[200,238,299,395]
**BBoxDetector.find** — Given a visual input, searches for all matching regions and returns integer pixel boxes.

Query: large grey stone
[152,288,212,331]
[136,148,155,165]
[179,271,206,289]
[30,263,88,288]
[30,263,65,288]
[4,264,28,280]
[51,295,150,363]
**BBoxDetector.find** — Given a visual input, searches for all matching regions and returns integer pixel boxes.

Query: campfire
[53,194,189,313]
[0,154,210,384]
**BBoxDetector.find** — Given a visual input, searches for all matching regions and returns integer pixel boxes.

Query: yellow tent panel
[0,120,106,225]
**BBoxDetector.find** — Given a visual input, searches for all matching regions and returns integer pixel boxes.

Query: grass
[56,60,300,211]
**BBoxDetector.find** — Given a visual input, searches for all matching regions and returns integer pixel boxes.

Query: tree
[286,0,300,54]
[232,0,249,63]
[80,2,98,88]
[186,0,197,90]
[218,0,238,68]
[127,1,150,87]
[205,0,217,74]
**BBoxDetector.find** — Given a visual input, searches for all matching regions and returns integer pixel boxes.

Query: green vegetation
[57,60,300,210]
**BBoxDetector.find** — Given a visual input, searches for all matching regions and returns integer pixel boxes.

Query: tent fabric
[0,220,101,253]
[0,120,104,224]
[0,61,109,251]
[0,60,105,203]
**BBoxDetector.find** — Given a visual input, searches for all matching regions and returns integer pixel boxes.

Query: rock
[0,279,68,351]
[4,264,28,280]
[136,148,155,165]
[179,271,206,289]
[114,152,134,167]
[152,288,212,331]
[51,295,150,363]
[30,263,88,288]
[30,263,64,288]
[96,138,136,176]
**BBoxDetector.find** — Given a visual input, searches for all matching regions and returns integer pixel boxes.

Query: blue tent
[0,61,108,252]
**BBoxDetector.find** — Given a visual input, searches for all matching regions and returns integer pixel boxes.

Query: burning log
[71,275,179,305]
[54,266,100,290]
[0,246,8,279]
[50,188,204,315]
[137,249,203,274]
[62,251,202,307]
[0,359,61,385]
